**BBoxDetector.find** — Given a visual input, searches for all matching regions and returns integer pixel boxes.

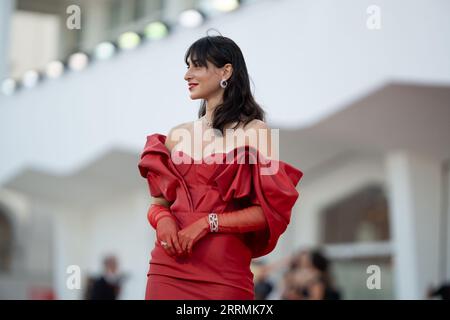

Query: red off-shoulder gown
[137,133,303,300]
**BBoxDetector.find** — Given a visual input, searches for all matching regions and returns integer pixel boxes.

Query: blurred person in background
[427,282,450,300]
[86,255,123,300]
[282,249,341,300]
[252,260,274,300]
[280,251,303,300]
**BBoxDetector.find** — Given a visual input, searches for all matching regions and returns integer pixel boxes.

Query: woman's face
[184,56,231,100]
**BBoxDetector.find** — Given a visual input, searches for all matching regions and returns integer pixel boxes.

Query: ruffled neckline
[147,133,278,165]
[144,133,304,186]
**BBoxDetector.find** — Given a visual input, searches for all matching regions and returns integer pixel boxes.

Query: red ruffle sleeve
[137,134,179,202]
[214,146,303,258]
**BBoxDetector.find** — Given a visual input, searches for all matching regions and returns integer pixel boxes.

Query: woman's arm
[148,196,173,227]
[147,203,182,256]
[205,206,268,233]
[176,206,268,256]
[152,196,171,207]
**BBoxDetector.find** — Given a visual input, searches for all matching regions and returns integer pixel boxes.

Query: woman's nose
[184,69,191,81]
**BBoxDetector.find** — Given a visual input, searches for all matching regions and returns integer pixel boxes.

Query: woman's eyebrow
[187,59,200,65]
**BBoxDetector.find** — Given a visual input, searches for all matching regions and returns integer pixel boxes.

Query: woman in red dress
[138,35,303,300]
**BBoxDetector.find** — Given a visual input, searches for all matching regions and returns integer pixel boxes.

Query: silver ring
[160,240,168,247]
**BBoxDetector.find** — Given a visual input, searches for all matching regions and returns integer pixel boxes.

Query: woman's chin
[189,93,202,100]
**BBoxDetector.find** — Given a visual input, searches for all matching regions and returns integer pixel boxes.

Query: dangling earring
[220,79,228,89]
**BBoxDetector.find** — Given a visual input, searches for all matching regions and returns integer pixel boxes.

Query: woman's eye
[186,64,201,69]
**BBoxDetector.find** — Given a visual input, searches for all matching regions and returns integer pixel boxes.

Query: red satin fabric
[138,133,303,299]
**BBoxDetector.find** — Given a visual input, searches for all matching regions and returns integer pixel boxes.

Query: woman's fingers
[177,236,185,255]
[176,232,184,254]
[187,242,193,256]
[181,235,190,256]
[171,234,183,255]
[180,235,189,255]
[162,237,176,256]
[168,237,179,256]
[184,238,193,256]
[177,231,197,256]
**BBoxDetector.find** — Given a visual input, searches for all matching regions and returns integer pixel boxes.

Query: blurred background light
[45,61,65,79]
[144,22,169,40]
[21,70,40,88]
[118,32,141,50]
[178,9,204,28]
[1,78,18,96]
[68,53,89,71]
[212,0,240,12]
[94,41,117,60]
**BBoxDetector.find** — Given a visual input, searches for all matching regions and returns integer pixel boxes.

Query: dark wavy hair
[184,35,265,135]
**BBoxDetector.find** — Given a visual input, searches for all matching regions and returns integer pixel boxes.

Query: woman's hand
[177,216,209,257]
[156,217,183,257]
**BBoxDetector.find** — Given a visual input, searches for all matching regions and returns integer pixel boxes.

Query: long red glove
[211,205,268,233]
[177,206,268,257]
[147,203,176,230]
[148,204,183,257]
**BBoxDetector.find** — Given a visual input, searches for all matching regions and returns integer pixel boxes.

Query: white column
[385,151,443,299]
[141,0,163,17]
[445,162,450,280]
[52,210,89,300]
[79,0,110,51]
[0,0,14,80]
[163,0,196,24]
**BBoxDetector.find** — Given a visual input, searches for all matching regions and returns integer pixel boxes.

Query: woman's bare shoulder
[243,119,273,158]
[165,121,194,151]
[244,119,270,130]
